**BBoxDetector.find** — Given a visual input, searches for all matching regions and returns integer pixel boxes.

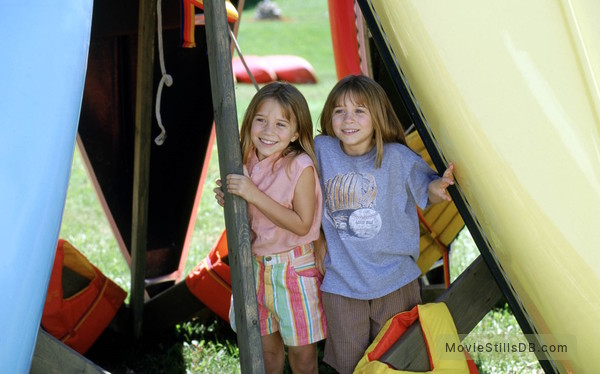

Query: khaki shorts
[322,279,421,373]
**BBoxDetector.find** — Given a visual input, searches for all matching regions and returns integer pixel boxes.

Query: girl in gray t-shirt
[314,75,454,373]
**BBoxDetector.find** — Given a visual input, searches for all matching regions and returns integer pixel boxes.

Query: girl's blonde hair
[319,75,407,168]
[240,82,316,168]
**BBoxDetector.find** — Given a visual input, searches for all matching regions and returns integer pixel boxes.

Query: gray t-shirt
[315,135,438,299]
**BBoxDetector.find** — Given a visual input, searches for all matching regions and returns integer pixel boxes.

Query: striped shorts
[253,243,327,346]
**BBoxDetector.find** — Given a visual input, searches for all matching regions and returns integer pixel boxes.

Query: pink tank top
[246,151,323,256]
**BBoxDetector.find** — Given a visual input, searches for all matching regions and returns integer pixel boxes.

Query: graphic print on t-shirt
[324,172,381,239]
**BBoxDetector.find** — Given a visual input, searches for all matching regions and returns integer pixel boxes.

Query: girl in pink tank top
[215,82,326,374]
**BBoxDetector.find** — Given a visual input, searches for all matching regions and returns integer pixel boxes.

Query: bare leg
[287,343,318,374]
[262,332,285,374]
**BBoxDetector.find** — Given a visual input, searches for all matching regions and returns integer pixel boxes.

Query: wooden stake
[31,330,108,374]
[203,1,265,372]
[130,0,156,340]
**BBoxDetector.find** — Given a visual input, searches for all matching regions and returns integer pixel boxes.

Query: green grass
[231,1,337,127]
[58,0,543,372]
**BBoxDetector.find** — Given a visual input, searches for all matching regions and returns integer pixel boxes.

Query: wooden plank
[143,281,211,335]
[130,0,156,340]
[439,257,504,332]
[380,256,504,370]
[31,330,108,374]
[203,1,265,373]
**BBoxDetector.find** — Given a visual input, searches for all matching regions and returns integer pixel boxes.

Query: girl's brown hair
[319,75,406,168]
[240,82,316,168]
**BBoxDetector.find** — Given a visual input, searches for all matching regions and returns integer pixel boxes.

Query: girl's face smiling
[331,95,375,156]
[251,99,299,161]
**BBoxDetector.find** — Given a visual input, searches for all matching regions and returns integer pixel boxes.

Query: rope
[229,28,260,92]
[155,0,173,145]
[153,7,257,146]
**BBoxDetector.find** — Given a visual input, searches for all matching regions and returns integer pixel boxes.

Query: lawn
[58,0,542,372]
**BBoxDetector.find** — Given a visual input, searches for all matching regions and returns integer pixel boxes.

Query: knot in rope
[155,0,171,146]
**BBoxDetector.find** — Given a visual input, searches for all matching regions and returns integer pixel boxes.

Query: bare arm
[428,163,455,204]
[313,229,327,275]
[225,167,316,236]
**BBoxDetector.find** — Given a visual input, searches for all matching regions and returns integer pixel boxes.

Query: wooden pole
[131,0,156,340]
[203,1,265,373]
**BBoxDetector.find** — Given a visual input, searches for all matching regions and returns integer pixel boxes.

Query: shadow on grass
[85,310,338,373]
[85,311,239,374]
